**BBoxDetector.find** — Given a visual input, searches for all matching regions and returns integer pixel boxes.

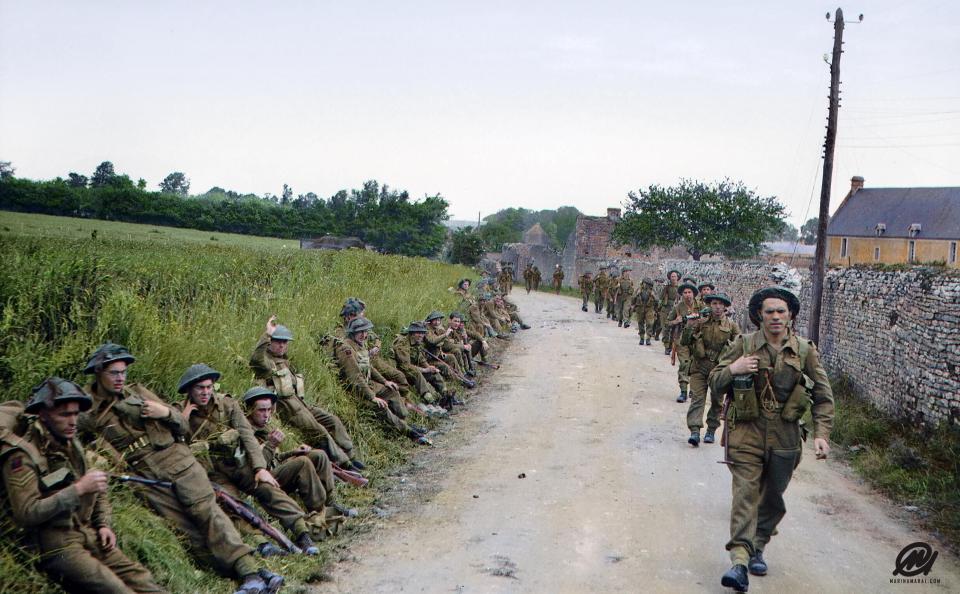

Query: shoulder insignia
[9,455,24,473]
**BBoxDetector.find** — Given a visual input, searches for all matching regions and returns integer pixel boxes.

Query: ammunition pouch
[780,373,814,423]
[692,336,706,360]
[730,375,759,422]
[272,368,304,399]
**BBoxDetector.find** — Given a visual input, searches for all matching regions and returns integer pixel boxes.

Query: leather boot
[721,564,749,592]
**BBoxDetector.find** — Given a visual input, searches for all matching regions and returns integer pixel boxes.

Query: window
[951,242,957,264]
[909,223,922,238]
[909,240,916,263]
[875,223,886,236]
[840,237,848,257]
[874,246,880,261]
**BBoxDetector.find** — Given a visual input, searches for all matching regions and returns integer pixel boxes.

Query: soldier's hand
[384,380,399,391]
[814,438,830,460]
[728,355,760,375]
[463,344,472,352]
[181,402,197,419]
[369,346,381,357]
[426,365,440,374]
[268,429,285,446]
[255,468,281,489]
[140,400,171,419]
[445,328,453,336]
[266,314,279,334]
[372,396,389,410]
[97,526,117,551]
[75,470,109,495]
[295,444,312,454]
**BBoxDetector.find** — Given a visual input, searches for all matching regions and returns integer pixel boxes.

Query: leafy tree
[90,161,116,188]
[67,173,88,188]
[612,179,787,261]
[800,217,819,245]
[137,178,147,190]
[0,161,14,180]
[159,172,190,195]
[281,184,293,206]
[450,226,486,265]
[766,221,799,243]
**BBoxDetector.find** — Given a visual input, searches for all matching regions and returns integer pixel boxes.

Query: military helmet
[407,321,428,334]
[682,276,698,285]
[641,277,654,286]
[345,297,366,310]
[479,292,493,300]
[242,386,277,406]
[83,342,136,374]
[704,292,732,307]
[698,281,716,291]
[340,302,361,318]
[346,317,374,335]
[270,324,294,341]
[25,377,92,414]
[748,286,800,327]
[424,311,445,323]
[448,311,464,320]
[666,269,681,279]
[177,363,221,394]
[678,281,699,296]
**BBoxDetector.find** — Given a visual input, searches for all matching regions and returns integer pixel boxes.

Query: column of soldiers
[0,275,527,594]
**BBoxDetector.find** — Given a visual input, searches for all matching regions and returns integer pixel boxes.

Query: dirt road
[327,290,959,593]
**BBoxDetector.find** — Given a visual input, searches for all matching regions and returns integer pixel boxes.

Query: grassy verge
[0,215,474,592]
[830,377,960,548]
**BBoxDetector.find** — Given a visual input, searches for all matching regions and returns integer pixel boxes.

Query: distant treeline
[0,164,448,257]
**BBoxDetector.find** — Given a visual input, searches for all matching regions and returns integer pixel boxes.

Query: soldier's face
[269,339,289,357]
[682,288,695,303]
[188,379,215,407]
[701,287,713,296]
[249,399,273,427]
[429,318,442,329]
[710,301,726,318]
[353,330,368,343]
[98,361,128,395]
[761,298,791,336]
[39,401,81,441]
[411,332,425,343]
[449,318,461,330]
[669,273,680,284]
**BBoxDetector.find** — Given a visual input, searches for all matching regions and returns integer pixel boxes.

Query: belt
[122,435,177,460]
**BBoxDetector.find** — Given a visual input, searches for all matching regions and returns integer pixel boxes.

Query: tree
[159,171,190,195]
[281,184,293,206]
[766,221,799,243]
[0,161,14,180]
[450,226,486,265]
[800,217,819,245]
[67,172,88,188]
[612,179,787,261]
[90,161,116,188]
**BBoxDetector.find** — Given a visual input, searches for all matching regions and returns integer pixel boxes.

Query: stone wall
[499,243,560,281]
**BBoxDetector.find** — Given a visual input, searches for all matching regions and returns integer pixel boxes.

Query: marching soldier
[1,378,166,594]
[177,364,320,557]
[680,293,740,446]
[593,267,608,313]
[710,286,833,592]
[552,264,564,294]
[632,277,658,345]
[605,269,619,319]
[615,267,635,327]
[666,281,700,403]
[497,265,513,294]
[578,271,594,312]
[523,263,535,294]
[77,343,284,594]
[659,270,681,354]
[250,316,362,471]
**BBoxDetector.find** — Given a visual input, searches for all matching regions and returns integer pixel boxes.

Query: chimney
[850,176,864,194]
[607,207,622,222]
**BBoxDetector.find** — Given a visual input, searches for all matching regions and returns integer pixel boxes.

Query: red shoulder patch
[9,456,24,473]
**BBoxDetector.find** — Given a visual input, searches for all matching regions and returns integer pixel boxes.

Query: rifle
[424,349,474,387]
[112,474,303,554]
[670,323,679,366]
[473,358,500,370]
[330,463,370,487]
[717,398,733,466]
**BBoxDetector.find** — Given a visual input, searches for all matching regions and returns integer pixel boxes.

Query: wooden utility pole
[808,8,846,344]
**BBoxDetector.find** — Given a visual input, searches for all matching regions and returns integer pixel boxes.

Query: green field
[0,210,296,250]
[0,212,473,592]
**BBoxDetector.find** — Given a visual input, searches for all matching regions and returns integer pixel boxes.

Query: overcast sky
[1,1,958,225]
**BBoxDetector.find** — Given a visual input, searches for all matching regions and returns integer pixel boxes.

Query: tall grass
[0,227,472,592]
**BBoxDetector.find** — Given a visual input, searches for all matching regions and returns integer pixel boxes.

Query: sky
[1,1,958,226]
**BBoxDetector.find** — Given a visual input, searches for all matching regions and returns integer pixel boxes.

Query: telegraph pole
[808,8,847,344]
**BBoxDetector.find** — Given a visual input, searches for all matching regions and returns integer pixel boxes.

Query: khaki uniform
[532,267,542,291]
[667,300,697,392]
[393,334,447,400]
[255,425,336,513]
[552,269,564,293]
[1,413,164,594]
[659,284,679,347]
[710,330,834,565]
[593,272,608,313]
[681,316,741,431]
[497,269,513,294]
[426,325,465,374]
[336,323,414,401]
[615,275,634,325]
[78,383,258,578]
[578,275,594,310]
[523,266,534,293]
[250,333,353,466]
[631,286,658,340]
[182,393,309,540]
[334,336,412,436]
[498,299,525,327]
[483,300,511,334]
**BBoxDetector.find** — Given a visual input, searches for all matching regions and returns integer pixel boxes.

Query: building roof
[523,222,549,245]
[827,187,960,240]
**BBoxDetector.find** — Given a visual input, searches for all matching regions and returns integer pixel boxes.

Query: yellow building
[827,176,960,268]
